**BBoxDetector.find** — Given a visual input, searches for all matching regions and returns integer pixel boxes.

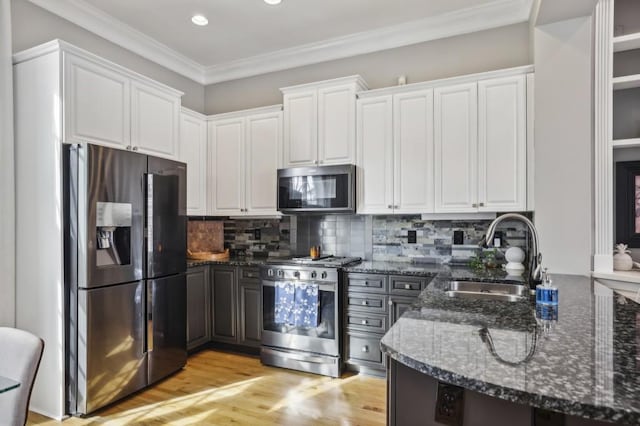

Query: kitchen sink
[444,281,529,302]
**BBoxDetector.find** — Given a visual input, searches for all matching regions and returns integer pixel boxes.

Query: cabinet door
[210,267,237,343]
[356,96,394,214]
[318,85,356,165]
[393,90,434,214]
[179,111,208,216]
[389,295,416,326]
[478,75,527,212]
[283,91,317,167]
[245,111,282,215]
[237,280,262,348]
[63,53,130,149]
[209,118,245,215]
[186,267,210,350]
[434,83,478,213]
[131,81,180,159]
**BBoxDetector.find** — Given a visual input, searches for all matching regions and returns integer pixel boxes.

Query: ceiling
[28,0,535,84]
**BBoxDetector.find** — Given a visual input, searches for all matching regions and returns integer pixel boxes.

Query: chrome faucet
[479,213,543,287]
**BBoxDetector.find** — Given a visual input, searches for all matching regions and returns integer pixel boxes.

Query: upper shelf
[614,32,640,52]
[613,74,640,90]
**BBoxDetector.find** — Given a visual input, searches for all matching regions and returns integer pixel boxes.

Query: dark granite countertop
[187,258,269,268]
[381,271,640,423]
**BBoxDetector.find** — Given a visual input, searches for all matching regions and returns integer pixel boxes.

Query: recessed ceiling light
[191,14,208,26]
[264,0,282,5]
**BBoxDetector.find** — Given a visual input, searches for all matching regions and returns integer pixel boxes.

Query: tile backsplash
[188,214,529,265]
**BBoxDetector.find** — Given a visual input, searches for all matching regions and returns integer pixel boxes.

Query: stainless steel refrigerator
[64,144,187,415]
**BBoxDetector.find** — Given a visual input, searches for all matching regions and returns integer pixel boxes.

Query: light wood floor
[28,350,386,425]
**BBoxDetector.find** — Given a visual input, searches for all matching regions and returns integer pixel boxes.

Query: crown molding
[27,0,206,84]
[28,0,533,86]
[202,0,534,84]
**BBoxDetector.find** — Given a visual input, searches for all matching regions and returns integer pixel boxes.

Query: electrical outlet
[254,229,261,240]
[408,230,417,244]
[453,230,464,245]
[435,382,464,426]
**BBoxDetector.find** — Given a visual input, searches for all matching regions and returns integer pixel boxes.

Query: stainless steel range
[260,256,361,377]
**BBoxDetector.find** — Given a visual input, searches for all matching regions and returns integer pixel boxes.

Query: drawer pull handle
[361,320,368,325]
[404,284,411,290]
[364,281,368,286]
[362,345,369,353]
[361,300,369,306]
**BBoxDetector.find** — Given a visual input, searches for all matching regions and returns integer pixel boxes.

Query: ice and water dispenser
[95,201,133,266]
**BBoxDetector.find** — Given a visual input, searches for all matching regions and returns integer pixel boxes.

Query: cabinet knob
[479,202,485,207]
[361,320,368,325]
[394,205,399,209]
[404,284,411,290]
[132,146,139,151]
[314,160,319,165]
[361,300,369,306]
[388,205,393,209]
[126,145,132,150]
[362,345,369,353]
[388,300,393,305]
[364,281,369,286]
[472,203,478,208]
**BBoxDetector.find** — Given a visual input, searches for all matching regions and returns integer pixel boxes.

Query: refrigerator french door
[65,144,187,416]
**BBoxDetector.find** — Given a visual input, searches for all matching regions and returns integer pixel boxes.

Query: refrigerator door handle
[146,174,154,263]
[147,282,154,353]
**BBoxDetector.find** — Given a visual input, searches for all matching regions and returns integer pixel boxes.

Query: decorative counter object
[613,243,633,271]
[504,247,525,273]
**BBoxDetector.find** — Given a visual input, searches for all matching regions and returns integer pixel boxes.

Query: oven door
[277,165,355,214]
[261,279,340,356]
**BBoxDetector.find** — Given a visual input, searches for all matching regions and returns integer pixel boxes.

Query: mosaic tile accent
[223,217,291,259]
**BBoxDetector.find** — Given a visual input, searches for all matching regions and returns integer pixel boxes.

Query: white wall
[534,16,594,275]
[10,0,205,113]
[204,23,530,114]
[0,0,15,327]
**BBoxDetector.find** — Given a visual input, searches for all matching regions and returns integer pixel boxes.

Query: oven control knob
[294,271,300,278]
[277,270,284,277]
[321,271,328,279]
[310,271,317,279]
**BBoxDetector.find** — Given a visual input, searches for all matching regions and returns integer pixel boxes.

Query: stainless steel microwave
[277,164,356,214]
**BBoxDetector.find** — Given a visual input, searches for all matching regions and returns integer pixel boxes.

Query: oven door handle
[261,280,336,293]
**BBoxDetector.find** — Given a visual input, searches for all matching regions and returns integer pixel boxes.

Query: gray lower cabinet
[237,269,262,348]
[210,266,238,343]
[186,266,210,350]
[345,272,433,374]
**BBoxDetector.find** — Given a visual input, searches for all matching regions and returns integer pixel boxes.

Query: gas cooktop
[266,255,362,268]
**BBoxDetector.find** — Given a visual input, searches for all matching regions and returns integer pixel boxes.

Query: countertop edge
[381,341,638,423]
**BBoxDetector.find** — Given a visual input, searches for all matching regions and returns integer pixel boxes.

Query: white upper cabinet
[357,96,394,214]
[394,90,434,214]
[478,75,527,212]
[37,43,183,158]
[209,118,245,216]
[245,111,282,215]
[64,53,131,149]
[208,106,283,217]
[283,91,317,166]
[131,81,180,158]
[318,84,357,165]
[282,76,367,168]
[357,91,434,214]
[434,82,478,213]
[179,109,208,216]
[358,66,532,215]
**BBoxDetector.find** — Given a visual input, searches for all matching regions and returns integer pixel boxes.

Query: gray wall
[10,0,205,113]
[204,23,530,114]
[1,0,15,327]
[533,16,594,275]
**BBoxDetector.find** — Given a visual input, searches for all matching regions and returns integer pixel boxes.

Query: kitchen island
[381,271,640,425]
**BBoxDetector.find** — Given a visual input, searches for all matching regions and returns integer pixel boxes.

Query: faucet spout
[483,213,542,288]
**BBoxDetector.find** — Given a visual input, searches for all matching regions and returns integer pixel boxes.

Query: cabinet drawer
[389,275,429,296]
[347,312,387,333]
[346,292,388,314]
[346,273,388,293]
[239,267,260,281]
[347,333,384,367]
